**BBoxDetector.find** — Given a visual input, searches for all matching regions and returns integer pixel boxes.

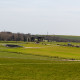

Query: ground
[0,41,80,80]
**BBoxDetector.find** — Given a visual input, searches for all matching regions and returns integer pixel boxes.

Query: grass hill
[55,35,80,41]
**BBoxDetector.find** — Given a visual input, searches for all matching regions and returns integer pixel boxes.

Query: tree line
[0,31,80,42]
[0,32,31,41]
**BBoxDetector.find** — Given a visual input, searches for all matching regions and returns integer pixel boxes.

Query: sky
[0,0,80,35]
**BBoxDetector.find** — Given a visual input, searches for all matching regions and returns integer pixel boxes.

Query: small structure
[68,43,72,46]
[31,37,35,42]
[35,41,40,44]
[6,44,23,47]
[37,37,44,42]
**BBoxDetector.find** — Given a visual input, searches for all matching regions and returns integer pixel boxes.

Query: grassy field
[1,41,80,60]
[53,35,80,41]
[0,41,80,80]
[1,58,80,80]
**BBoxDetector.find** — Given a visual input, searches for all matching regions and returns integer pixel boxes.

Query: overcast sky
[0,0,80,35]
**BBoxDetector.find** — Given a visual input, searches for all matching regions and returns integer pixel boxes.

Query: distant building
[37,37,44,42]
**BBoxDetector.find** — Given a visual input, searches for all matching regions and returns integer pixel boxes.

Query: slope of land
[56,35,80,41]
[0,41,80,80]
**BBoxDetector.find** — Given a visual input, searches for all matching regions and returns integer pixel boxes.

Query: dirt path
[59,59,80,61]
[25,47,43,48]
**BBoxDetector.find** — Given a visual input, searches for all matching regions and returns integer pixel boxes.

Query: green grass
[1,42,80,60]
[0,58,80,80]
[55,35,80,41]
[0,41,80,80]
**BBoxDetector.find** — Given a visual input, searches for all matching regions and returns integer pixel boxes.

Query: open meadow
[0,41,80,80]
